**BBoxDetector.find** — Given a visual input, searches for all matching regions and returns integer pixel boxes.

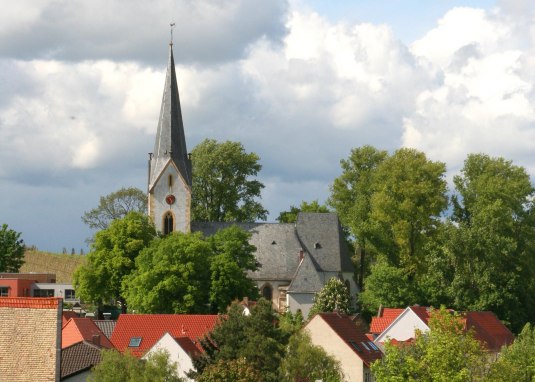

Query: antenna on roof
[170,22,176,45]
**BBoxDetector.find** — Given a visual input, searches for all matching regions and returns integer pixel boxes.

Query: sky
[2,0,535,253]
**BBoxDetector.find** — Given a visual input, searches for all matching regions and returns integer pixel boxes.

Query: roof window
[128,337,142,347]
[349,340,361,352]
[368,341,379,351]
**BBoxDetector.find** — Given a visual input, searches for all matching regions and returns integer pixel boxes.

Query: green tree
[197,358,265,382]
[82,187,147,230]
[329,145,388,288]
[89,349,183,382]
[277,200,330,223]
[191,139,268,222]
[73,212,156,311]
[123,226,259,314]
[308,277,352,319]
[371,307,487,382]
[194,300,285,382]
[0,224,25,272]
[487,323,535,381]
[447,154,535,331]
[280,332,343,382]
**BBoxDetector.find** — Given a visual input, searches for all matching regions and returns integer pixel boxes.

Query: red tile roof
[465,311,514,352]
[409,306,432,325]
[0,297,61,309]
[110,314,220,358]
[62,311,79,327]
[370,308,404,334]
[175,336,202,359]
[62,318,114,349]
[317,312,383,367]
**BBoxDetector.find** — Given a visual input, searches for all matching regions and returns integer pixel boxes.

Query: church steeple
[149,43,191,189]
[148,41,192,234]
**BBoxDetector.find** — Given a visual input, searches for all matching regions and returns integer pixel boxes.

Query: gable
[375,307,431,344]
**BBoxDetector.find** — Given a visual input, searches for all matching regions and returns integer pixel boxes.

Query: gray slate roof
[149,44,191,189]
[93,320,117,339]
[192,212,354,290]
[61,341,102,379]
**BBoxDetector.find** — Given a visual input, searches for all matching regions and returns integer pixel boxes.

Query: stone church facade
[148,44,356,317]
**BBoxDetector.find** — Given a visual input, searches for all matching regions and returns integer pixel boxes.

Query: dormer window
[314,242,321,249]
[128,337,142,347]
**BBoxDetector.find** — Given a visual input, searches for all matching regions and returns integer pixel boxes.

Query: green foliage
[487,323,535,381]
[371,307,487,382]
[280,331,343,382]
[309,277,352,319]
[89,349,183,382]
[194,299,285,382]
[197,358,265,382]
[0,224,25,272]
[123,226,258,314]
[277,200,330,223]
[82,187,147,230]
[191,139,268,222]
[278,309,305,337]
[73,212,156,308]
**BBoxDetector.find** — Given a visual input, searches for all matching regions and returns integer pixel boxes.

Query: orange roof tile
[409,306,432,325]
[62,318,114,349]
[370,308,404,334]
[465,311,514,352]
[62,311,79,327]
[0,297,60,309]
[317,312,383,367]
[110,314,220,358]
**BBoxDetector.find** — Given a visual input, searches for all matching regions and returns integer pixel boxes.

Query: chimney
[92,334,101,347]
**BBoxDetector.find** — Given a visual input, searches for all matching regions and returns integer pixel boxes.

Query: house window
[163,212,174,235]
[65,289,76,300]
[0,287,9,297]
[262,284,273,301]
[364,371,373,382]
[349,340,362,352]
[33,289,55,297]
[368,341,379,351]
[129,337,142,347]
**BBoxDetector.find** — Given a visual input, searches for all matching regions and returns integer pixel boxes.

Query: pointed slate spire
[149,43,191,189]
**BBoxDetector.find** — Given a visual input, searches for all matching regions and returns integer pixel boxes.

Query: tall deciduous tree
[277,200,330,223]
[0,224,25,272]
[82,187,147,230]
[191,139,267,222]
[308,277,352,319]
[371,308,487,381]
[73,212,156,311]
[447,154,535,331]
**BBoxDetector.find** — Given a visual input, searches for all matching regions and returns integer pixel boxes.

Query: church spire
[149,43,192,189]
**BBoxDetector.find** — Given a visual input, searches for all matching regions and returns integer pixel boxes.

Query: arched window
[168,174,173,189]
[261,284,273,301]
[163,212,174,235]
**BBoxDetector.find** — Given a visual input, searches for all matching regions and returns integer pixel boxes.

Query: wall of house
[0,279,34,297]
[287,292,314,317]
[143,333,195,382]
[376,309,429,346]
[31,283,79,303]
[306,316,365,382]
[62,370,91,382]
[149,163,191,234]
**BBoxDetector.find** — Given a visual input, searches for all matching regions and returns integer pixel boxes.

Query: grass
[20,250,87,283]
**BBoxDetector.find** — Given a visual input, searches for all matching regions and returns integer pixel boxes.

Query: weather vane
[170,22,176,45]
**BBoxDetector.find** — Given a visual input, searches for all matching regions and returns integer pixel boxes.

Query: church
[147,42,356,317]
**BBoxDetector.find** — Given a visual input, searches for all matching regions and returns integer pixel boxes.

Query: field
[20,250,86,283]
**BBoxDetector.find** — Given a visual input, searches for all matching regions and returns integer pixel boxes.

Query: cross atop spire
[170,22,175,45]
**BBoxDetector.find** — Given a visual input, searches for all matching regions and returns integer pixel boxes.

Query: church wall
[287,292,314,317]
[151,164,190,234]
[256,280,290,313]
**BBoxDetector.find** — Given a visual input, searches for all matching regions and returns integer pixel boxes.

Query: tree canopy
[123,226,259,314]
[276,200,330,223]
[191,139,268,222]
[308,277,352,319]
[73,212,157,310]
[0,224,25,272]
[82,187,147,230]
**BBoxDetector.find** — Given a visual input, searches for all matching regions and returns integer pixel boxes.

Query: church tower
[148,42,192,234]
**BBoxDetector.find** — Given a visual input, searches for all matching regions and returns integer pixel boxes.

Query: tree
[73,212,156,311]
[280,332,343,382]
[308,277,352,319]
[329,145,388,288]
[123,226,259,314]
[82,187,147,230]
[446,154,535,331]
[487,323,535,381]
[277,200,330,223]
[0,224,25,272]
[191,139,267,222]
[371,307,487,381]
[194,300,285,382]
[89,349,183,382]
[197,358,265,382]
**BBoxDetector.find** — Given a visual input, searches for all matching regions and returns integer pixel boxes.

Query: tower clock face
[165,194,176,205]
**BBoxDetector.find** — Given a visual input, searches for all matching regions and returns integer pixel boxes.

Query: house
[62,317,114,349]
[0,297,62,382]
[145,42,357,316]
[110,314,219,358]
[143,332,201,381]
[61,341,103,381]
[0,273,79,304]
[306,312,383,382]
[373,306,515,356]
[368,307,404,339]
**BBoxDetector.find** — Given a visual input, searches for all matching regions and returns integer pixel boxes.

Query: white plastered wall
[143,332,194,382]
